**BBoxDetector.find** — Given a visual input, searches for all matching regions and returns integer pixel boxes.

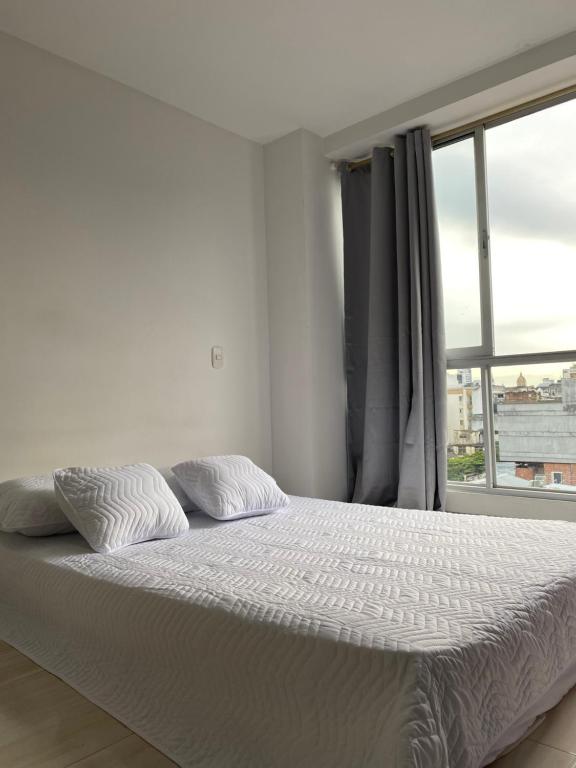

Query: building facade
[496,366,576,488]
[447,365,576,489]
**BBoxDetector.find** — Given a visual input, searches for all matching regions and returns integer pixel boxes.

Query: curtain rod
[342,82,576,170]
[345,155,375,170]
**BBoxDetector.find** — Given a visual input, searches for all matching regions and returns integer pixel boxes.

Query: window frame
[434,93,576,502]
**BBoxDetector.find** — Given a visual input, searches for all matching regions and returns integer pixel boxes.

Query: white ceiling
[0,0,575,143]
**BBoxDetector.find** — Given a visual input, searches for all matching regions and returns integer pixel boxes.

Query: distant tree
[447,451,485,481]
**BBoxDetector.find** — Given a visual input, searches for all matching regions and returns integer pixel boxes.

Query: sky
[433,96,576,370]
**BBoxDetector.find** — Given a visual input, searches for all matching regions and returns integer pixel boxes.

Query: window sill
[447,484,576,523]
[447,482,576,503]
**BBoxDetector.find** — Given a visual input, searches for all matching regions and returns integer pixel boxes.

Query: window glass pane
[493,361,576,492]
[486,99,576,354]
[447,368,485,485]
[433,138,482,349]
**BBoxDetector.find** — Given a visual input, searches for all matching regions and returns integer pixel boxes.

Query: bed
[2,495,576,767]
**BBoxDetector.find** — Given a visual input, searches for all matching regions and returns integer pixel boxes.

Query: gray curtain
[340,127,446,511]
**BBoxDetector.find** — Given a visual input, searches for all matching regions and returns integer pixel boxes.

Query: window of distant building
[434,95,576,498]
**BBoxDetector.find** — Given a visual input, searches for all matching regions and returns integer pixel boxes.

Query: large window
[433,95,576,496]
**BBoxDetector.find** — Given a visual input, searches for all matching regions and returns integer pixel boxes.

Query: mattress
[2,496,576,768]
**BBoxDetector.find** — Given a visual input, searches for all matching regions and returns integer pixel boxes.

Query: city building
[537,377,563,399]
[496,366,576,487]
[446,373,482,456]
[503,373,540,403]
[447,367,576,489]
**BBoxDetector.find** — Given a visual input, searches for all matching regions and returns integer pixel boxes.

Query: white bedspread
[2,497,576,767]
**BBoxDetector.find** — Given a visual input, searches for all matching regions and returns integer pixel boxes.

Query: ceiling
[0,0,575,143]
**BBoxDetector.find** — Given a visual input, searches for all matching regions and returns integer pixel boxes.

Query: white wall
[264,130,347,499]
[0,32,271,480]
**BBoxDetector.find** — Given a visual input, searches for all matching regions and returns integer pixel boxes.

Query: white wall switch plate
[211,345,224,369]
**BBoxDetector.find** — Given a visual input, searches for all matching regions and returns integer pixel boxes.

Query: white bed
[2,496,576,767]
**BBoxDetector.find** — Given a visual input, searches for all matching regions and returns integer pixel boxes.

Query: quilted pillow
[0,475,75,536]
[171,455,289,521]
[53,463,189,553]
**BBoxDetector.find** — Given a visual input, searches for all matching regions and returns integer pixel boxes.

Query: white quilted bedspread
[3,497,576,768]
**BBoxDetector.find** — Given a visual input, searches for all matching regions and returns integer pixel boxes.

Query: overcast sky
[433,96,576,379]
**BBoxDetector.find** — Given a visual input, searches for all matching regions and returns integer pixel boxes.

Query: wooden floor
[0,640,175,767]
[2,639,576,767]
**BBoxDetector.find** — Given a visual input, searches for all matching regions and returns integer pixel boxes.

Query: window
[433,95,576,496]
[434,137,481,349]
[446,368,484,483]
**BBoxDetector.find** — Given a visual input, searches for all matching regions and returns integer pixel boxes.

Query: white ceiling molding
[324,31,576,159]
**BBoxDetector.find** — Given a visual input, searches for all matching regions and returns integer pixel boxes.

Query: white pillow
[171,455,289,521]
[53,463,189,553]
[0,475,75,536]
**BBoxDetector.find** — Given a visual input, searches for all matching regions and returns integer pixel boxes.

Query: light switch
[211,345,224,369]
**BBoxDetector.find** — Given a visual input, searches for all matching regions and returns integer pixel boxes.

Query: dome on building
[516,372,527,388]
